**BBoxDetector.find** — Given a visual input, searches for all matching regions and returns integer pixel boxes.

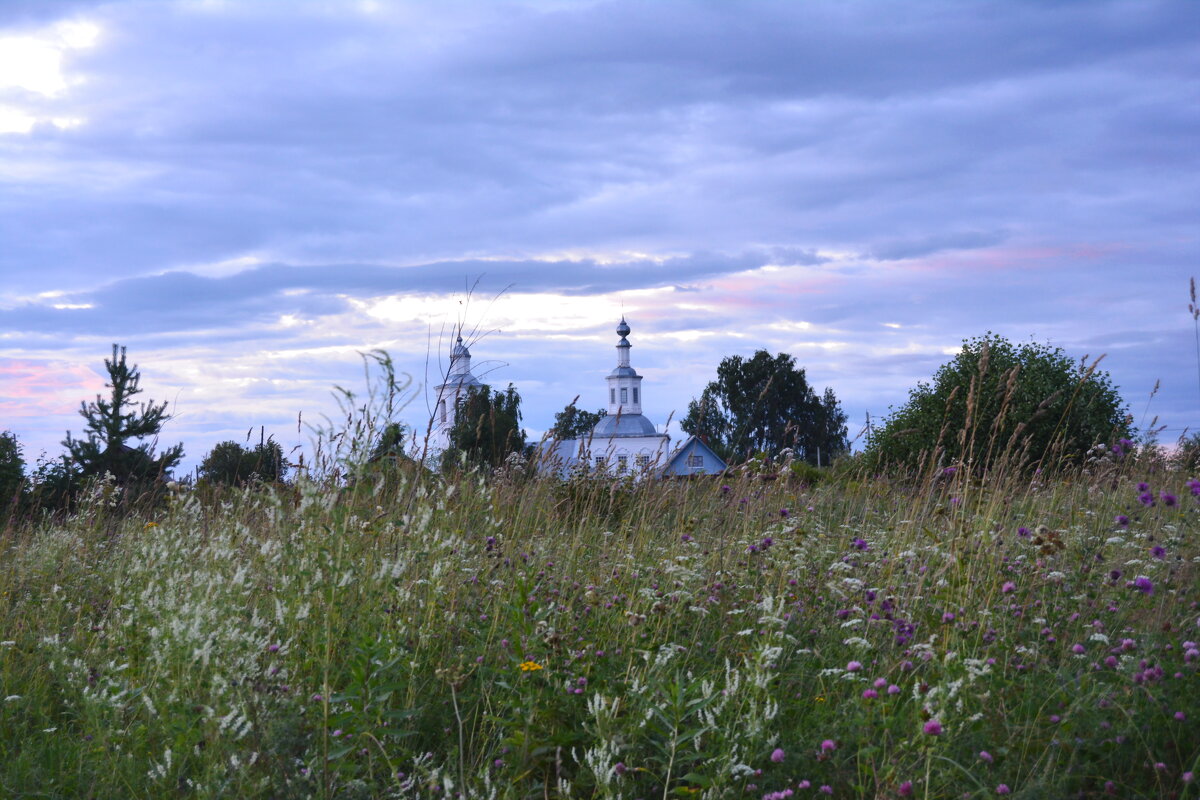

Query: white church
[427,334,483,454]
[427,317,727,477]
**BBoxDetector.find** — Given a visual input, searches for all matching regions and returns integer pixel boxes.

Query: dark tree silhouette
[682,351,848,465]
[64,344,183,484]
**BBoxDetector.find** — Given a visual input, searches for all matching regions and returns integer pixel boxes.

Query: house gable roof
[661,434,727,475]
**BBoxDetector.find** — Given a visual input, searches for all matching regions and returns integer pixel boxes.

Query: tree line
[1,333,1149,519]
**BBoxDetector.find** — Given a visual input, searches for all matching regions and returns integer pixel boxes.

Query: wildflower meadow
[1,447,1197,798]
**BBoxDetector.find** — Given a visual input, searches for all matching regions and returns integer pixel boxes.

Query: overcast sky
[1,0,1197,474]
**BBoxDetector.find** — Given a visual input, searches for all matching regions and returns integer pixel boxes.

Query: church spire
[615,316,631,368]
[606,316,643,416]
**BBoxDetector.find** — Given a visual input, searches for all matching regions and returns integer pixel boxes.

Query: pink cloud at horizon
[0,358,106,418]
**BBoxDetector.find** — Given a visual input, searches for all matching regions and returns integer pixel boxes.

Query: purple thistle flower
[1114,515,1129,527]
[1132,576,1154,594]
[923,719,943,735]
[1138,491,1155,507]
[887,684,900,695]
[979,751,993,763]
[1137,481,1150,491]
[613,762,627,776]
[898,781,913,796]
[942,612,955,623]
[770,747,785,763]
[820,739,837,752]
[1001,581,1016,594]
[1018,527,1031,538]
[1109,569,1122,581]
[846,660,862,672]
[819,787,832,796]
[851,538,869,551]
[996,785,1011,795]
[862,689,878,699]
[1072,643,1086,654]
[1161,492,1178,507]
[780,508,790,518]
[1151,545,1165,559]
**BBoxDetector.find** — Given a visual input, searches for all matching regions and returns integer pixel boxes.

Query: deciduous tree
[443,384,526,469]
[0,431,26,511]
[865,333,1130,472]
[199,439,287,486]
[548,402,606,440]
[682,351,848,464]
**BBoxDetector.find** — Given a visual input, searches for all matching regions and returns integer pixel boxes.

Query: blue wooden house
[660,435,727,477]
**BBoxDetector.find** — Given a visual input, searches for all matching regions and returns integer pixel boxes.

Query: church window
[687,454,704,468]
[595,456,607,470]
[439,400,447,424]
[633,387,639,404]
[617,454,628,472]
[620,387,628,404]
[610,389,615,404]
[635,454,650,469]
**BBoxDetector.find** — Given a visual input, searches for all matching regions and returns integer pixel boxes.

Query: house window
[610,388,616,404]
[617,454,628,472]
[620,387,628,403]
[635,454,650,470]
[687,454,704,468]
[633,387,639,404]
[595,456,607,470]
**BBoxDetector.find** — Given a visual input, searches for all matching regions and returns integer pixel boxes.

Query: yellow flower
[518,660,543,672]
[144,522,158,529]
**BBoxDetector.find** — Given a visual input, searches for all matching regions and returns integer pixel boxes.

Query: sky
[1,0,1198,475]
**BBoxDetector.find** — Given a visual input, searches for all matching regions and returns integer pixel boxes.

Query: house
[660,434,727,477]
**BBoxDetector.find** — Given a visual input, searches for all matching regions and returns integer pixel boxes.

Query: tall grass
[1,449,1197,798]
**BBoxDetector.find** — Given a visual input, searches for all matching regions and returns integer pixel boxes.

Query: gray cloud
[1,0,1198,470]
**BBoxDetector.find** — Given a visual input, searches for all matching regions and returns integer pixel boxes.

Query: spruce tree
[64,344,183,484]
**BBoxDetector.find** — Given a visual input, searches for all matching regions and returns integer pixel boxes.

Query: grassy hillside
[1,456,1197,799]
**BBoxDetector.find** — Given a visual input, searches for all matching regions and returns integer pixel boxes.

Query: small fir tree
[64,344,183,484]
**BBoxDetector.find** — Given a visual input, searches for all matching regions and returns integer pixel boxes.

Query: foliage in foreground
[0,455,1197,799]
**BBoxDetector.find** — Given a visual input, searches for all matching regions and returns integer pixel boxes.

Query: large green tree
[681,350,849,465]
[63,344,184,484]
[443,384,526,470]
[548,402,606,440]
[865,333,1131,472]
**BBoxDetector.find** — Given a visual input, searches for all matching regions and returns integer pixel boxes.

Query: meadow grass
[0,454,1197,799]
